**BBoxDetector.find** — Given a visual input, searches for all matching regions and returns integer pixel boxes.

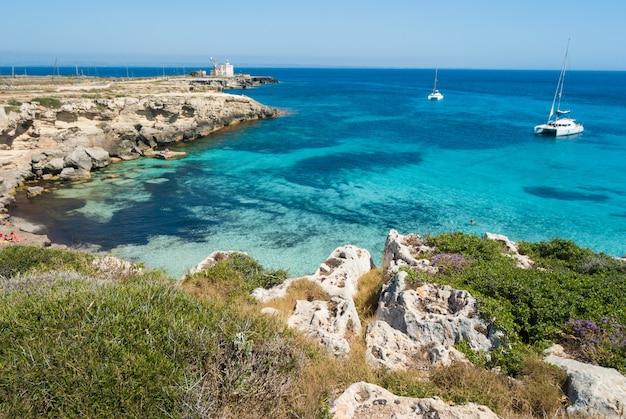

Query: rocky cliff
[0,75,279,213]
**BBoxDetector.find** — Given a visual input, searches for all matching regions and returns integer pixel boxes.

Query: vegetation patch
[31,96,62,108]
[408,233,626,375]
[1,233,624,418]
[3,106,19,114]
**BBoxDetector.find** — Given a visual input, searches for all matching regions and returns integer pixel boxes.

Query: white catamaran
[428,67,444,101]
[534,40,584,137]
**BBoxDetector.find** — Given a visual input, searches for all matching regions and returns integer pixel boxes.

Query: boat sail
[534,39,584,136]
[428,67,443,100]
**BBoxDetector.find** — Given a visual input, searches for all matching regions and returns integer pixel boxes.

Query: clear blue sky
[2,0,625,70]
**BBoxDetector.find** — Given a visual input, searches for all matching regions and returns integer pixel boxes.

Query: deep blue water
[10,67,626,278]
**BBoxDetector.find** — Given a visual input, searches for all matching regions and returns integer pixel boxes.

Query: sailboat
[534,40,583,136]
[427,67,444,100]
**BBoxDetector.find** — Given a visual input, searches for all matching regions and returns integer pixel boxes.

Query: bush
[414,233,626,373]
[31,97,62,109]
[0,260,309,417]
[425,232,503,261]
[3,106,19,114]
[563,317,626,371]
[430,253,471,273]
[0,245,94,279]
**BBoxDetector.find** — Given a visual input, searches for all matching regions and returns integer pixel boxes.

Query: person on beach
[6,232,24,242]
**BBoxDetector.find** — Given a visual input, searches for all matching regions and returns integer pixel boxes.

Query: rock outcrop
[482,232,535,269]
[367,230,504,371]
[0,76,280,213]
[332,382,500,419]
[381,229,437,279]
[545,346,626,418]
[255,245,375,356]
[367,271,501,371]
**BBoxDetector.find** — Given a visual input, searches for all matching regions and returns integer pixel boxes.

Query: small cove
[12,68,626,278]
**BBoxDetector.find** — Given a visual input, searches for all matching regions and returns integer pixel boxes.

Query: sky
[1,0,625,70]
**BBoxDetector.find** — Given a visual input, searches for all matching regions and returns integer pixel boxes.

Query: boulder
[382,229,437,278]
[59,167,91,181]
[26,186,44,198]
[332,381,500,419]
[85,146,111,168]
[43,157,65,175]
[545,351,626,418]
[65,147,93,172]
[311,245,375,299]
[366,320,467,371]
[288,297,358,356]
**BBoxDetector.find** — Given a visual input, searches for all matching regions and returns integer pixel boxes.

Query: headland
[0,73,279,245]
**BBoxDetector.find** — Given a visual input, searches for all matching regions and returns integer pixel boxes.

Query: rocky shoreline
[0,74,279,246]
[196,230,626,418]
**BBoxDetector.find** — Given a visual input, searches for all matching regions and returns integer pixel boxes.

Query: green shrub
[415,233,626,373]
[425,232,503,261]
[0,245,94,278]
[182,253,288,301]
[3,106,19,114]
[226,252,289,291]
[31,97,62,109]
[0,260,307,417]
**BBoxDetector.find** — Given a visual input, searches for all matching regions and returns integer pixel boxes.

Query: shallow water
[13,68,626,278]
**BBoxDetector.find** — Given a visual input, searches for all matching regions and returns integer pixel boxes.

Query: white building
[210,58,234,77]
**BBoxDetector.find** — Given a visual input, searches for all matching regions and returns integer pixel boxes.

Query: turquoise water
[14,69,626,278]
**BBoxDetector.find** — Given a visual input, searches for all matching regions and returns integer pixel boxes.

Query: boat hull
[428,92,443,101]
[534,118,584,137]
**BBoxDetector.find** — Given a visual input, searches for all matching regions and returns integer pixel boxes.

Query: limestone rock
[254,245,374,356]
[26,186,44,198]
[365,320,467,371]
[0,79,280,208]
[287,297,358,356]
[371,270,501,370]
[59,167,91,181]
[251,276,299,303]
[65,147,94,171]
[545,353,626,418]
[85,146,111,168]
[91,255,144,277]
[43,157,65,175]
[382,229,437,278]
[252,245,374,303]
[332,381,500,419]
[312,245,375,299]
[483,232,534,269]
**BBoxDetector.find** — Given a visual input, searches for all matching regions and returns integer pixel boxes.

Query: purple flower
[430,253,469,273]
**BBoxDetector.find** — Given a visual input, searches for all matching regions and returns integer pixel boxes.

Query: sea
[5,66,626,279]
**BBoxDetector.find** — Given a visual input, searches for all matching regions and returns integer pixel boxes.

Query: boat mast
[433,67,438,92]
[548,39,570,122]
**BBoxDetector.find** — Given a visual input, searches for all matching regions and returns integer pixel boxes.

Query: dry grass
[428,355,568,418]
[289,333,379,418]
[260,278,330,321]
[176,254,579,419]
[353,268,383,325]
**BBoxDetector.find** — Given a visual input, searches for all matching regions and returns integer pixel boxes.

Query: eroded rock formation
[0,77,279,213]
[332,382,500,419]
